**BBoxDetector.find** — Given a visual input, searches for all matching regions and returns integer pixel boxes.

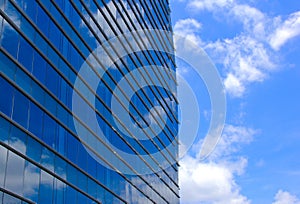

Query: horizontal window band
[0,113,126,204]
[0,140,103,204]
[0,187,35,204]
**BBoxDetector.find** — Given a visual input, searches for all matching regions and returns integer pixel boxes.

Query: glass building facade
[0,0,179,203]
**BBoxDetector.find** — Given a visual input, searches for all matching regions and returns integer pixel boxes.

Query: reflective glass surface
[0,0,179,203]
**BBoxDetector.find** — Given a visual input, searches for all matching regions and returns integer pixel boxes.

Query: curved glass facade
[0,0,179,203]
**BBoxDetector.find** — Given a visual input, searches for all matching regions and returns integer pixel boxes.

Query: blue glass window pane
[66,133,78,163]
[77,144,87,170]
[66,164,77,186]
[32,51,46,84]
[39,171,53,204]
[0,51,17,82]
[44,92,57,116]
[54,155,66,179]
[0,145,8,187]
[42,114,57,147]
[12,91,29,129]
[65,185,76,203]
[60,34,69,59]
[46,65,59,96]
[15,68,32,95]
[67,113,76,133]
[48,20,61,50]
[56,105,68,127]
[0,117,10,143]
[0,76,14,117]
[57,126,66,155]
[26,136,41,163]
[9,125,27,154]
[96,163,106,184]
[58,76,67,104]
[87,155,97,178]
[29,102,44,138]
[23,161,40,202]
[18,37,34,72]
[36,5,49,37]
[5,151,25,195]
[31,82,45,105]
[1,22,19,58]
[54,179,66,203]
[65,83,73,109]
[41,147,55,172]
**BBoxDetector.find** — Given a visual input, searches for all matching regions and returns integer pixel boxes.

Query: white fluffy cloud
[180,156,250,204]
[272,190,300,204]
[180,125,257,204]
[205,35,274,97]
[269,11,300,51]
[174,1,300,97]
[174,18,203,46]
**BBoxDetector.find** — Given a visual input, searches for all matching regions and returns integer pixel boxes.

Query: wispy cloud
[187,0,235,12]
[269,11,300,51]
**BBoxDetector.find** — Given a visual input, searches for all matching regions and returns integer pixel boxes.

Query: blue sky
[170,0,300,203]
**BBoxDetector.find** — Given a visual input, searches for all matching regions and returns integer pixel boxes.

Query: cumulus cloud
[272,190,300,204]
[174,1,300,97]
[180,156,249,204]
[180,125,257,204]
[174,18,203,46]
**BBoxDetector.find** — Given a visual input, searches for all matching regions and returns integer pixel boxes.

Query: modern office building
[0,0,179,203]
